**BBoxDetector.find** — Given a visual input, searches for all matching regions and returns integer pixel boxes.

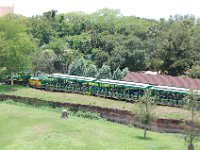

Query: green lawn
[0,102,196,150]
[0,85,193,120]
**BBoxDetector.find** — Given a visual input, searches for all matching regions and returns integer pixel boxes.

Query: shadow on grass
[135,135,153,141]
[0,85,26,93]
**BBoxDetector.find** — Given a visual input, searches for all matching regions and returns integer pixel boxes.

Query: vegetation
[183,90,200,150]
[68,57,86,76]
[1,102,198,150]
[0,16,35,83]
[1,10,200,79]
[96,64,112,79]
[134,90,156,138]
[1,8,200,150]
[85,64,98,77]
[188,65,200,79]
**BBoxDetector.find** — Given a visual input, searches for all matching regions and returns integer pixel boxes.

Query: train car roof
[96,79,150,89]
[151,85,190,94]
[51,73,96,82]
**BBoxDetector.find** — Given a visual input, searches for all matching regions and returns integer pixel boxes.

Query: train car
[48,74,152,102]
[95,79,151,101]
[151,85,190,106]
[49,73,96,93]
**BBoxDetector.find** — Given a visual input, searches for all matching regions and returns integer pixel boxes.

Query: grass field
[0,85,193,120]
[0,102,196,150]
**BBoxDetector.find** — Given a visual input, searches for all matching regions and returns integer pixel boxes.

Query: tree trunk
[144,125,147,138]
[61,109,68,119]
[188,143,194,150]
[10,73,14,85]
[61,63,64,74]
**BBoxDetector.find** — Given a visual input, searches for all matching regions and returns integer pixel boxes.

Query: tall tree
[188,65,200,79]
[96,64,112,79]
[68,58,86,76]
[0,18,35,84]
[85,64,98,77]
[95,51,109,68]
[112,67,122,80]
[32,49,57,75]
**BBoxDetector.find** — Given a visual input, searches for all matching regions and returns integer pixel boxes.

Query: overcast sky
[1,0,200,20]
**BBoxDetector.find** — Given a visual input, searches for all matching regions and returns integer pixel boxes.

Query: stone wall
[0,94,187,133]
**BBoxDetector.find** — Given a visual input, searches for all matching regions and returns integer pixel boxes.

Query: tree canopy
[1,10,200,79]
[0,16,35,83]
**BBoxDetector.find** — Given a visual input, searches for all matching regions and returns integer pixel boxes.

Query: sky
[1,0,200,20]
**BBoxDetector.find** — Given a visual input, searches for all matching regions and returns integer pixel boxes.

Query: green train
[26,73,199,107]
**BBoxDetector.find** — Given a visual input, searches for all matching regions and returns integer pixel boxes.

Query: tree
[32,49,57,75]
[66,32,92,54]
[183,90,200,150]
[0,18,35,84]
[25,11,200,77]
[188,65,200,79]
[85,64,98,77]
[121,67,129,78]
[112,67,122,80]
[96,64,112,79]
[127,50,146,71]
[68,58,86,76]
[158,19,194,75]
[134,90,156,138]
[95,51,109,68]
[60,49,83,73]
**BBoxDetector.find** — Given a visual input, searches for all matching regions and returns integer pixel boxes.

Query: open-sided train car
[44,73,151,102]
[95,79,151,101]
[151,85,189,106]
[25,73,200,106]
[48,73,96,94]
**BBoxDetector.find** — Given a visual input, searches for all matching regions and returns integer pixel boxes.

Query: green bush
[74,110,102,120]
[188,65,200,79]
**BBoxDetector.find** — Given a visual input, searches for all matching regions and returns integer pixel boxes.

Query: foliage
[68,57,86,76]
[95,51,109,68]
[60,49,83,73]
[74,110,101,120]
[32,48,57,75]
[96,64,112,79]
[3,9,200,77]
[28,11,200,76]
[85,64,98,77]
[0,17,35,84]
[112,67,122,80]
[183,90,200,150]
[134,90,156,138]
[121,67,129,78]
[188,65,200,79]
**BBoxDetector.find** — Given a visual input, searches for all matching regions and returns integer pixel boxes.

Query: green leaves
[134,90,156,138]
[0,17,35,76]
[85,64,98,78]
[96,64,112,79]
[188,65,200,78]
[68,58,86,76]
